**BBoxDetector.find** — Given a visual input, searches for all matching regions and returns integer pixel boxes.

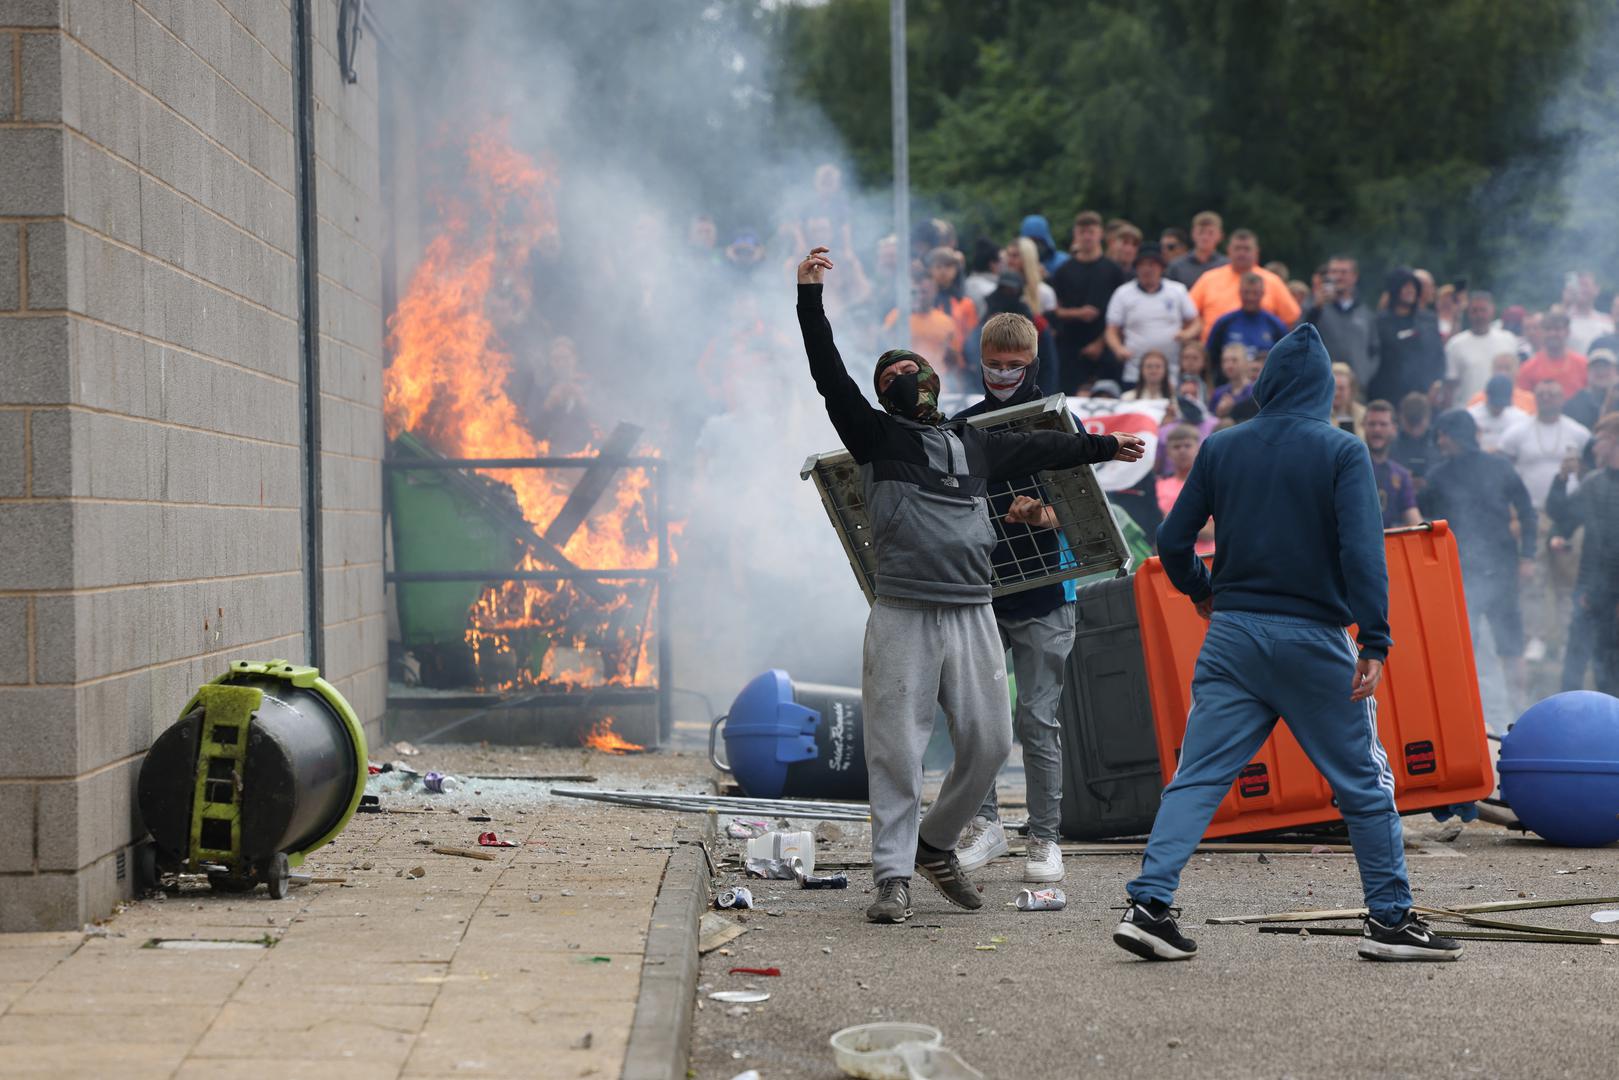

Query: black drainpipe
[291,0,325,670]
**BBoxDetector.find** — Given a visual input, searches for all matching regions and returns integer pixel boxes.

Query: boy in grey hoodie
[795,247,1143,922]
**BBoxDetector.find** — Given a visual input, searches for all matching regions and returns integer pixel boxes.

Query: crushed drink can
[1015,887,1066,911]
[716,886,754,910]
[798,872,848,890]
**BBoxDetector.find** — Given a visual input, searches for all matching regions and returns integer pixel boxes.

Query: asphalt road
[689,822,1619,1079]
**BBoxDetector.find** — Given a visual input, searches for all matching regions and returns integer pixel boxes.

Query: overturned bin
[137,659,368,898]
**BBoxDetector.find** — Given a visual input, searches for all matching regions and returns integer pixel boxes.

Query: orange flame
[582,717,645,755]
[384,122,669,692]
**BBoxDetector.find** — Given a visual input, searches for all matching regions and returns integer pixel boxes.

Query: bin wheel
[265,852,291,900]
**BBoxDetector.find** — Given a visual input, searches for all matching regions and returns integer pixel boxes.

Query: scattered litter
[579,956,612,964]
[1014,888,1066,912]
[477,832,517,848]
[571,1032,593,1050]
[433,846,498,861]
[467,773,597,782]
[830,1022,944,1079]
[1309,845,1332,855]
[406,866,426,879]
[729,967,781,976]
[973,945,996,952]
[552,786,870,822]
[560,889,575,896]
[357,794,382,813]
[710,990,771,1003]
[1590,911,1619,923]
[467,815,493,823]
[728,1071,762,1080]
[801,872,849,890]
[423,771,458,794]
[746,857,804,880]
[726,1005,751,1017]
[822,946,833,954]
[815,822,844,843]
[378,761,419,776]
[393,741,420,756]
[726,819,771,839]
[898,1043,986,1080]
[1556,866,1593,875]
[748,831,816,874]
[528,893,543,903]
[699,912,749,954]
[717,886,755,910]
[1256,853,1270,864]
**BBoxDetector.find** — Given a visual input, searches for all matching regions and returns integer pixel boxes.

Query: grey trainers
[915,841,983,910]
[866,877,912,924]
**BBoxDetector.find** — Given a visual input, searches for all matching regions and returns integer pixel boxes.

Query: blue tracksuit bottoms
[1128,610,1412,923]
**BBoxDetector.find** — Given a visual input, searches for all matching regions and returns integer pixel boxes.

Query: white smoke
[388,1,884,735]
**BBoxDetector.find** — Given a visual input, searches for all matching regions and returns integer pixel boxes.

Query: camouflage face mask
[874,350,944,424]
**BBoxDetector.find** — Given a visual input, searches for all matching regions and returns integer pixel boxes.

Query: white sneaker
[954,816,1009,872]
[1023,837,1065,883]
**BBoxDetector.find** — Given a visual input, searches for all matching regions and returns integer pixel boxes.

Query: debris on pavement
[551,786,870,821]
[1014,887,1066,911]
[699,912,749,954]
[726,818,771,839]
[716,886,755,910]
[800,872,849,889]
[746,857,804,880]
[467,814,493,822]
[433,845,498,861]
[423,771,458,794]
[405,866,426,878]
[476,832,517,847]
[748,830,816,872]
[728,966,780,976]
[571,1032,594,1050]
[394,741,420,756]
[814,822,844,843]
[727,1071,762,1080]
[1591,910,1619,923]
[830,1022,948,1079]
[710,990,771,1003]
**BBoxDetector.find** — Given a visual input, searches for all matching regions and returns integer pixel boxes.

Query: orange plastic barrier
[1134,521,1494,837]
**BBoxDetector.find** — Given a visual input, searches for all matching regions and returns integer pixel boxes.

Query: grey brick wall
[0,0,387,931]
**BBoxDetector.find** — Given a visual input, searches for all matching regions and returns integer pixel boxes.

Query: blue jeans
[1128,610,1413,924]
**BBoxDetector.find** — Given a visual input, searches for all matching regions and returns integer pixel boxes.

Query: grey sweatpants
[976,602,1076,841]
[863,598,1014,883]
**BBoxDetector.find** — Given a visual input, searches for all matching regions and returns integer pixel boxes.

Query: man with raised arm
[1113,323,1463,963]
[794,246,1145,924]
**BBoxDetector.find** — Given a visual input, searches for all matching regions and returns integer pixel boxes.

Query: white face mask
[982,363,1029,401]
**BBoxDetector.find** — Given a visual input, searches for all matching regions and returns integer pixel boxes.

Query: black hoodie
[954,370,1071,619]
[1369,268,1445,405]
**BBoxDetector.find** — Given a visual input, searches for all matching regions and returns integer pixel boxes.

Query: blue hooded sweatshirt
[1020,214,1069,274]
[1156,323,1393,659]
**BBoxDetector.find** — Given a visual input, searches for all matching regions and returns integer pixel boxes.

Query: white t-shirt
[1497,414,1591,509]
[1445,327,1520,405]
[1466,401,1529,453]
[1567,310,1615,355]
[1106,279,1196,384]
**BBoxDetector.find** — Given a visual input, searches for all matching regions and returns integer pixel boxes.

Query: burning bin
[711,670,867,800]
[137,660,368,897]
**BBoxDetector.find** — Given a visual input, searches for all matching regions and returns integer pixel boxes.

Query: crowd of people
[743,198,1619,707]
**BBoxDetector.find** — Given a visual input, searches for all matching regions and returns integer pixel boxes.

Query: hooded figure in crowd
[1114,323,1464,964]
[1020,214,1069,275]
[1370,267,1445,406]
[1420,409,1536,707]
[794,246,1143,925]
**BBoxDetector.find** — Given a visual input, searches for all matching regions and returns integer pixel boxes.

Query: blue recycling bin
[709,670,868,799]
[1497,691,1619,847]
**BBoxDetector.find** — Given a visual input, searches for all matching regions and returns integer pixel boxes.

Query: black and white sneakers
[914,841,984,910]
[866,877,912,924]
[1114,897,1198,961]
[1359,912,1464,961]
